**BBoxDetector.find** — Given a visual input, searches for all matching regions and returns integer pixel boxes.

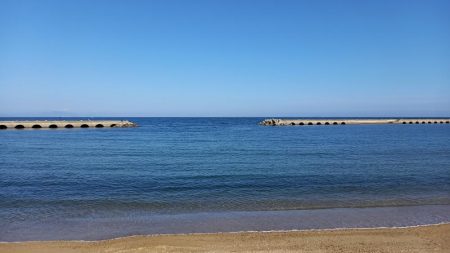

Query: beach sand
[1,224,449,253]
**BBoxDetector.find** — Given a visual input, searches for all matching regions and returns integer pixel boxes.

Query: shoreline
[3,204,450,242]
[3,221,449,244]
[1,223,449,253]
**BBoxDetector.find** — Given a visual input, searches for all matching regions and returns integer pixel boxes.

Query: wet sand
[1,224,449,253]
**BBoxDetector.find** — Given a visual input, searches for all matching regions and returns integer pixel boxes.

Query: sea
[1,117,449,241]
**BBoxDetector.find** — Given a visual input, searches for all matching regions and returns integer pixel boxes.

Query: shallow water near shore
[1,117,450,241]
[2,205,450,241]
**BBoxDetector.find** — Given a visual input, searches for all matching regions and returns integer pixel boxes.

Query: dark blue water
[1,117,450,241]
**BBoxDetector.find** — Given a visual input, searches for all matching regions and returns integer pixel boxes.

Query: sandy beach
[1,223,449,253]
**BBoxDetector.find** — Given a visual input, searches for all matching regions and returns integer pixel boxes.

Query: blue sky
[1,0,449,117]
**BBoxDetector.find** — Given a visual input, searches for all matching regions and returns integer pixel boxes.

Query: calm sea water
[1,117,450,241]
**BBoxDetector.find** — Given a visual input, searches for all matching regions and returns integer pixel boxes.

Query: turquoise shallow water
[1,117,450,241]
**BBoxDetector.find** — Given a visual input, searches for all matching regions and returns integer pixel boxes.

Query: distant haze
[1,0,449,117]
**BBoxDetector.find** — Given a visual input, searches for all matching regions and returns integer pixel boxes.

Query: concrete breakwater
[260,118,450,126]
[0,120,137,129]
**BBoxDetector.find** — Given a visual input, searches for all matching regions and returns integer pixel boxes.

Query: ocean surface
[1,117,450,241]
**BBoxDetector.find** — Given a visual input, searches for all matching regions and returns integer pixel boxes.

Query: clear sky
[1,0,449,117]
